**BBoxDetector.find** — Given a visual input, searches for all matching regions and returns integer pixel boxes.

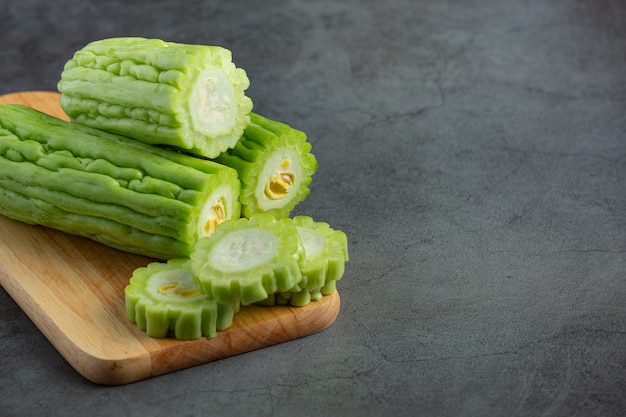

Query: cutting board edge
[0,263,152,385]
[86,291,341,386]
[1,260,341,386]
[131,290,341,386]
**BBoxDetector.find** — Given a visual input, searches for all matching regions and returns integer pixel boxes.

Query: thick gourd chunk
[214,113,317,218]
[0,104,241,259]
[58,37,253,159]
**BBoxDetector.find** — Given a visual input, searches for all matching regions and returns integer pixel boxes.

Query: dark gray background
[1,1,624,416]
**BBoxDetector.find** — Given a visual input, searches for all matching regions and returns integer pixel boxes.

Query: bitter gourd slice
[259,216,349,307]
[57,37,253,159]
[191,214,304,305]
[0,104,241,259]
[125,258,223,340]
[214,113,317,218]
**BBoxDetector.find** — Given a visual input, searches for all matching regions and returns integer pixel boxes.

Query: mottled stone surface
[1,1,625,416]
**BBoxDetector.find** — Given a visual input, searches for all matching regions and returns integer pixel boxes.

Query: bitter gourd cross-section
[0,104,241,260]
[191,214,304,306]
[214,113,317,218]
[57,37,253,159]
[125,259,220,340]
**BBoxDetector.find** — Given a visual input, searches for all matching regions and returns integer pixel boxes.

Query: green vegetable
[214,113,317,218]
[191,214,304,305]
[125,258,227,340]
[215,298,241,331]
[0,104,241,259]
[57,37,253,159]
[258,216,349,307]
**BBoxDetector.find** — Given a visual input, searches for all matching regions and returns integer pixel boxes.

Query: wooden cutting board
[0,91,340,385]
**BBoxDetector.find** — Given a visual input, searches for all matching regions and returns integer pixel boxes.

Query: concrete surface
[1,0,624,416]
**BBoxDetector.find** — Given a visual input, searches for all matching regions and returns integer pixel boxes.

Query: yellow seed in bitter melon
[125,259,220,340]
[57,37,253,159]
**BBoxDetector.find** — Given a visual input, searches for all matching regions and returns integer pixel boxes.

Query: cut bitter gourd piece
[125,259,224,340]
[214,113,317,218]
[191,214,305,305]
[259,216,349,307]
[58,37,253,159]
[0,104,241,259]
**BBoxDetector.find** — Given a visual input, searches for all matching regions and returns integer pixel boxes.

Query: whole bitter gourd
[214,113,317,218]
[0,104,241,260]
[57,37,253,159]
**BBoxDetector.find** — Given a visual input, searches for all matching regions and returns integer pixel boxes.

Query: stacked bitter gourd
[58,37,317,221]
[0,36,348,341]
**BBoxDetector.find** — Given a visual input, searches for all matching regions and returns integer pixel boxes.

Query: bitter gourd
[125,258,225,340]
[57,37,253,159]
[191,214,304,306]
[214,113,317,218]
[259,216,349,307]
[0,104,241,259]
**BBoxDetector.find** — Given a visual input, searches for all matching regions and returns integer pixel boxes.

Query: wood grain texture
[0,91,341,386]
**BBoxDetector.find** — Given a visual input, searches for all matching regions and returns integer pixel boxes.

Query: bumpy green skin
[125,259,220,340]
[214,113,317,218]
[0,104,241,259]
[259,216,349,307]
[191,214,305,305]
[58,37,253,159]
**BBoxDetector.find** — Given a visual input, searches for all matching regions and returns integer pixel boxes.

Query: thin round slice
[191,214,304,305]
[125,258,219,340]
[260,216,349,307]
[291,215,349,291]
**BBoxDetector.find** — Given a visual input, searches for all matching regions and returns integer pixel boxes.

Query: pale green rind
[216,301,241,331]
[0,187,190,259]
